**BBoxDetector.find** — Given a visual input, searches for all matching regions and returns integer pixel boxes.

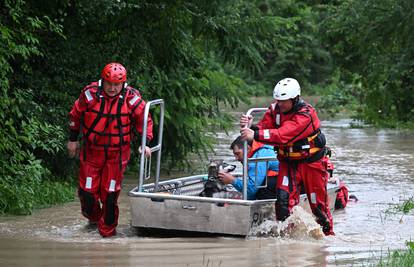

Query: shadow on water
[135,228,243,239]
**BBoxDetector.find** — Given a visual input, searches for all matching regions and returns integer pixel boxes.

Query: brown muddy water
[1,119,414,267]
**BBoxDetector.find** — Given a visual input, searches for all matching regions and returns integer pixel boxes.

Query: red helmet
[101,62,127,83]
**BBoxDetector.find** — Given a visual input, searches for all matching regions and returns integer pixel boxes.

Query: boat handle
[182,205,197,210]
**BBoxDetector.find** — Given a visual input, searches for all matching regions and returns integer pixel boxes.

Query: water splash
[249,206,324,240]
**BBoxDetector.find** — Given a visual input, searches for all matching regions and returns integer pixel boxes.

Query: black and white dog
[199,160,236,198]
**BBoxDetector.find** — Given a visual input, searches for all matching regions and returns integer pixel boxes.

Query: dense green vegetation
[0,0,76,214]
[321,0,414,125]
[377,242,414,267]
[1,0,413,214]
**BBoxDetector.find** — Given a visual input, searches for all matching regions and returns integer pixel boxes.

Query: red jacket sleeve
[255,111,316,145]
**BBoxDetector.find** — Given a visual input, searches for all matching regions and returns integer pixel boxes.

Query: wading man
[67,62,153,237]
[240,78,334,235]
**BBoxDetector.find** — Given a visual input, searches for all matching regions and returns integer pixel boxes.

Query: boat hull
[128,175,339,236]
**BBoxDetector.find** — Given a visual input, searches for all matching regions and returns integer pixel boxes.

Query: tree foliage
[0,0,74,214]
[21,0,327,163]
[321,0,414,125]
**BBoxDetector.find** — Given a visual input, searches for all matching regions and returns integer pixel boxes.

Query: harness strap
[88,110,130,117]
[286,129,320,147]
[279,129,322,158]
[278,147,321,158]
[116,88,127,170]
[131,99,143,114]
[84,89,105,141]
[80,129,132,137]
[83,87,105,161]
[283,147,327,164]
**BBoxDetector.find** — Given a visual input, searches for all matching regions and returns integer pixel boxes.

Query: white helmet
[273,78,301,100]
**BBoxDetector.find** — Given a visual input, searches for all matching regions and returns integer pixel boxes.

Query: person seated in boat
[218,136,279,200]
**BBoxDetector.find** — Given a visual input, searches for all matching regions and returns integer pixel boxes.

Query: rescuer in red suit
[67,62,153,237]
[240,78,334,235]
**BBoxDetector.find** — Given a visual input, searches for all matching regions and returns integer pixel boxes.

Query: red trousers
[78,146,130,237]
[275,159,334,235]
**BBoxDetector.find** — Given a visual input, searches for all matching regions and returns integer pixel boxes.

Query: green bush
[377,242,414,267]
[0,1,73,214]
[322,0,414,126]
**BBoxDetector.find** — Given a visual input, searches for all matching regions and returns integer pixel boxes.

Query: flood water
[1,119,414,266]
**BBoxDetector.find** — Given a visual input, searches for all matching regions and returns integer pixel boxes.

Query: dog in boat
[199,160,236,198]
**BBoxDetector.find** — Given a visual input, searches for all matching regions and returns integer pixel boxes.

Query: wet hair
[230,136,252,150]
